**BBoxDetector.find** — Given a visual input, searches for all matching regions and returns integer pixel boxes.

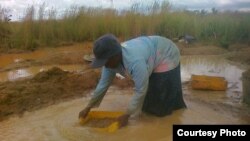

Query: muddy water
[0,45,88,82]
[181,55,246,104]
[181,55,245,91]
[0,64,86,81]
[0,49,249,141]
[0,87,248,141]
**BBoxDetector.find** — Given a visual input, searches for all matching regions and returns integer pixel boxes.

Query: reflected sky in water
[181,55,246,92]
[0,65,86,82]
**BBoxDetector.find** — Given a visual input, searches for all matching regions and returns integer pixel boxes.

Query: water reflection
[180,55,247,103]
[0,65,86,82]
[7,69,31,81]
[181,55,245,92]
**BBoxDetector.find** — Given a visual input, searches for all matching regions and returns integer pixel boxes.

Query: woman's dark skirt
[142,64,186,117]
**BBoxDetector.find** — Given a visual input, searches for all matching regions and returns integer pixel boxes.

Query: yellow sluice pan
[191,74,227,91]
[79,111,125,133]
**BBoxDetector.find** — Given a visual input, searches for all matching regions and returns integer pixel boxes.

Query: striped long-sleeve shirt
[87,36,180,115]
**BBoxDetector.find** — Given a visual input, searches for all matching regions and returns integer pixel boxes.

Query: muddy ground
[0,42,249,122]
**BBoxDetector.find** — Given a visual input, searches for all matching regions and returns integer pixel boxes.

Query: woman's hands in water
[79,107,130,128]
[117,114,130,128]
[78,107,91,119]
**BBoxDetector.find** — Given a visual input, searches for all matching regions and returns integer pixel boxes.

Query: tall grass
[0,1,249,50]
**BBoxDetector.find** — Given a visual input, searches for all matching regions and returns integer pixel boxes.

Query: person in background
[79,33,186,127]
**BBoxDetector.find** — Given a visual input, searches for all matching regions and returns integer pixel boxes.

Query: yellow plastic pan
[79,110,124,133]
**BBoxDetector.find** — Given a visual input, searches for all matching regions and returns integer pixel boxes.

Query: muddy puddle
[0,86,249,141]
[0,43,92,82]
[0,64,87,82]
[181,55,247,104]
[0,48,250,141]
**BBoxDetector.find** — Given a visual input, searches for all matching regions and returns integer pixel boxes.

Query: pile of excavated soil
[0,67,98,121]
[0,67,133,121]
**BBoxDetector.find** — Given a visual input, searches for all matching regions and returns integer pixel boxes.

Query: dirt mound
[0,67,99,121]
[0,67,133,121]
[32,67,69,82]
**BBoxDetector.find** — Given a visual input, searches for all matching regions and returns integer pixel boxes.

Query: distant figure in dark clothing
[179,34,196,44]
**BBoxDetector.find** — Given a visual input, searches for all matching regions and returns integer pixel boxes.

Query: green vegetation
[0,1,250,50]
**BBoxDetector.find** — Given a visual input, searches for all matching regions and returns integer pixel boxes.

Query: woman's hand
[117,114,130,128]
[78,107,91,119]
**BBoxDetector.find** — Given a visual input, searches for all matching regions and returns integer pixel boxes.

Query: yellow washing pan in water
[79,111,124,133]
[191,74,227,91]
